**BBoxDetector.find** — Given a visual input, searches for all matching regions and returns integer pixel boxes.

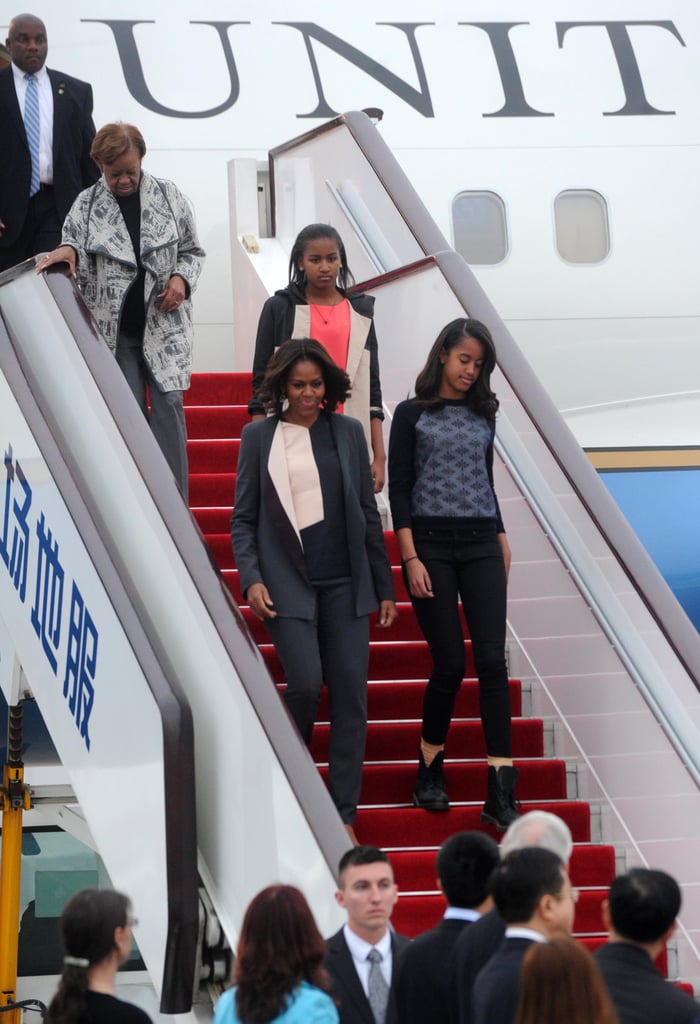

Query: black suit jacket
[471,936,534,1024]
[451,907,506,1024]
[393,916,474,1024]
[0,64,99,249]
[595,942,700,1024]
[231,412,394,620]
[325,928,411,1024]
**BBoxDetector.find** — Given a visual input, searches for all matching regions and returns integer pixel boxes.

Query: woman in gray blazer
[231,339,396,838]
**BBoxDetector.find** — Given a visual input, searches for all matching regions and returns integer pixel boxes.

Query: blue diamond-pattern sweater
[388,397,504,532]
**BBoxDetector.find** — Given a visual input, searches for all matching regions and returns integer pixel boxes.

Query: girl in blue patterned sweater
[388,318,519,828]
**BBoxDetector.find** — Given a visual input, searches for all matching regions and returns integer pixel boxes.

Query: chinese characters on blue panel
[1,444,97,750]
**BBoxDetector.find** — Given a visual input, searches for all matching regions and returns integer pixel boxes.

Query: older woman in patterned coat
[37,123,205,498]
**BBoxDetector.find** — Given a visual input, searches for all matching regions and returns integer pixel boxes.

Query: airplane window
[452,191,508,265]
[554,190,610,264]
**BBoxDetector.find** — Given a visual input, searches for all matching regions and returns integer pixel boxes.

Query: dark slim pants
[265,579,370,824]
[409,527,511,756]
[0,187,61,272]
[116,330,189,499]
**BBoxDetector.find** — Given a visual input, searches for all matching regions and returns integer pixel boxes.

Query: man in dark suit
[392,831,499,1024]
[471,847,576,1024]
[325,846,410,1024]
[450,810,573,1024]
[595,868,700,1024]
[0,12,99,271]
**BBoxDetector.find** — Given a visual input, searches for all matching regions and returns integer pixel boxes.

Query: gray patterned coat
[61,171,205,391]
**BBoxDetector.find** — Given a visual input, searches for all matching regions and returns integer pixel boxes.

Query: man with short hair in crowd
[451,810,573,1023]
[392,831,499,1024]
[595,868,700,1024]
[325,845,410,1024]
[471,846,576,1024]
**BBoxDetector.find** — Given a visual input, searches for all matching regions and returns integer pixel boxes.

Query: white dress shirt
[343,924,393,995]
[444,907,482,922]
[12,62,54,184]
[504,926,548,943]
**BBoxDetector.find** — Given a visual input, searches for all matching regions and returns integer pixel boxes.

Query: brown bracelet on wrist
[403,555,419,565]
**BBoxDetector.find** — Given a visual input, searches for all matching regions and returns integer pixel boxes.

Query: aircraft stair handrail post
[0,702,32,1024]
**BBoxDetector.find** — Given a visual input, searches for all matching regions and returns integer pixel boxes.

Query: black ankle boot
[481,765,520,830]
[413,750,449,811]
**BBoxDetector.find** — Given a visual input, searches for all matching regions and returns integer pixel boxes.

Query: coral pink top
[308,299,351,370]
[309,299,350,413]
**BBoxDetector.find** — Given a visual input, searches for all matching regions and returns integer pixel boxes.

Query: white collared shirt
[505,926,548,943]
[12,62,54,184]
[444,907,482,923]
[343,923,393,995]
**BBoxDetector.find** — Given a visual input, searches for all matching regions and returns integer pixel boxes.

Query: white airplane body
[0,12,691,366]
[3,1,698,613]
[3,3,700,1011]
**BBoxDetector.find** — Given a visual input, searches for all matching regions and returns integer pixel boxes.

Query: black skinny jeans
[409,526,512,756]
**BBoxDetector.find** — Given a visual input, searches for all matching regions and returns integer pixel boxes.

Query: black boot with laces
[481,765,520,830]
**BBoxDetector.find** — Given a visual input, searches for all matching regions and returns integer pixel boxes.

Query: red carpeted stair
[185,372,616,941]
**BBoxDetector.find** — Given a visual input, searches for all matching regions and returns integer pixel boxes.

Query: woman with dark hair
[37,122,205,499]
[388,318,519,826]
[232,339,396,837]
[248,223,386,490]
[214,885,338,1024]
[514,938,619,1024]
[45,888,151,1024]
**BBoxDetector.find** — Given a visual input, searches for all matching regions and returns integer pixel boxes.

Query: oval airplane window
[554,190,610,264]
[452,191,508,265]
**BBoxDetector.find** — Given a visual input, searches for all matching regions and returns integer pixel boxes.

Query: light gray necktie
[367,947,389,1024]
[24,73,41,196]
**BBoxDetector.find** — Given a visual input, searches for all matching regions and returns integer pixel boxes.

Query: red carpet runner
[185,372,616,943]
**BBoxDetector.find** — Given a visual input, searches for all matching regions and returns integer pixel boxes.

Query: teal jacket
[213,981,338,1024]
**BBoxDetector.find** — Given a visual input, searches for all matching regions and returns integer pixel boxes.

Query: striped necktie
[24,73,41,196]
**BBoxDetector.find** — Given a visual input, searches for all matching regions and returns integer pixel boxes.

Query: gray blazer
[231,412,394,620]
